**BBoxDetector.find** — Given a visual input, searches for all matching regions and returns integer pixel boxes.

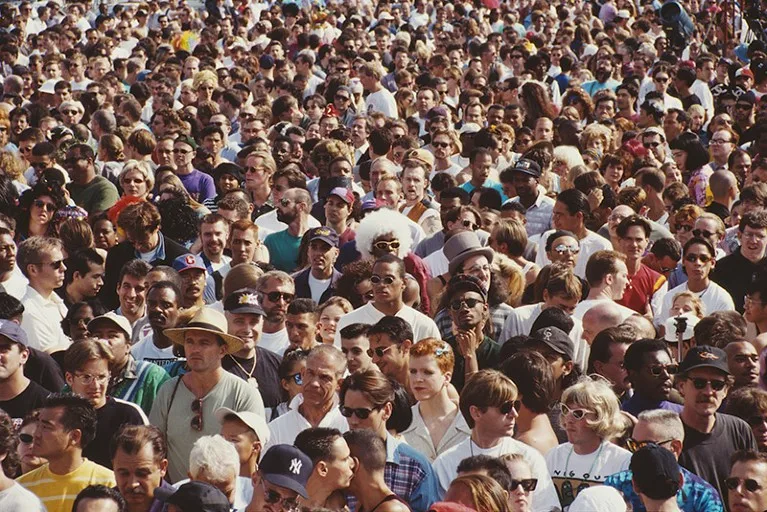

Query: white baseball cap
[215,407,270,445]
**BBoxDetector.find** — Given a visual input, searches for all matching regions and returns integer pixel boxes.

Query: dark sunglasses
[685,253,713,264]
[692,229,717,238]
[725,477,763,492]
[433,141,451,148]
[674,223,693,232]
[626,438,674,453]
[33,199,57,212]
[265,291,294,303]
[287,372,303,386]
[690,377,727,391]
[745,415,767,427]
[191,398,203,431]
[340,405,381,419]
[38,259,65,271]
[461,219,479,230]
[648,363,678,376]
[509,479,537,492]
[499,400,522,415]
[449,298,484,311]
[19,433,33,444]
[370,275,396,285]
[367,345,396,358]
[263,487,300,509]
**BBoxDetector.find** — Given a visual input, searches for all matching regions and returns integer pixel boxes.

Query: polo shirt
[20,286,69,352]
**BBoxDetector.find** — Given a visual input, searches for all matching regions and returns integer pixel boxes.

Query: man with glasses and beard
[581,56,621,97]
[334,254,440,346]
[18,236,69,353]
[256,271,295,356]
[264,188,313,273]
[677,346,758,501]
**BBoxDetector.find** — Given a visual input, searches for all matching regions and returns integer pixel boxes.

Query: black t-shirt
[0,380,50,426]
[222,347,285,409]
[83,397,146,469]
[24,347,65,392]
[679,413,758,503]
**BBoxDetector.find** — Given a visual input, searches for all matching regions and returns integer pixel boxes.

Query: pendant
[248,377,258,387]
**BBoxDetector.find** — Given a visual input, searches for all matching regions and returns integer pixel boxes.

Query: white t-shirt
[131,335,178,368]
[536,230,613,279]
[423,249,448,278]
[657,280,735,327]
[544,441,632,510]
[259,328,290,356]
[0,482,45,511]
[433,437,561,512]
[499,302,584,348]
[308,273,332,304]
[365,88,398,118]
[334,302,441,346]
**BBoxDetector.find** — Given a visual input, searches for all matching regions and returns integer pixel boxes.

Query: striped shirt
[16,459,115,512]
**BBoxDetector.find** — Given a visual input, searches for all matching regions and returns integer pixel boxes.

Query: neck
[355,472,394,509]
[0,472,12,493]
[641,497,681,512]
[120,305,145,324]
[647,195,664,220]
[515,405,549,434]
[686,277,709,293]
[249,186,270,206]
[310,266,333,280]
[0,269,13,283]
[29,221,47,236]
[205,251,223,264]
[589,286,614,301]
[626,256,642,275]
[471,429,503,450]
[372,299,403,317]
[152,331,173,349]
[757,318,767,333]
[419,387,456,417]
[234,346,256,360]
[575,224,588,239]
[470,176,485,187]
[326,220,346,236]
[405,195,422,208]
[304,477,336,508]
[47,449,84,475]
[262,319,284,334]
[175,165,193,176]
[30,281,54,298]
[572,436,602,455]
[713,196,733,210]
[288,217,310,237]
[184,296,205,309]
[241,456,257,479]
[65,284,85,304]
[681,407,716,433]
[184,367,224,397]
[299,399,335,427]
[0,372,29,400]
[435,157,450,169]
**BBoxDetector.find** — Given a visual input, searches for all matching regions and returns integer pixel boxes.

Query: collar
[385,432,401,465]
[26,285,64,305]
[135,232,166,261]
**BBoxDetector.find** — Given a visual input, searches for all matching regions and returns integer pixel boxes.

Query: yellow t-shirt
[16,459,115,512]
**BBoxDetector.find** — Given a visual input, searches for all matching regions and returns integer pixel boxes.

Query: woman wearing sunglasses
[15,181,67,241]
[501,454,536,512]
[544,377,632,509]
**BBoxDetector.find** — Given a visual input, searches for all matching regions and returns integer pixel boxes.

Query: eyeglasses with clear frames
[73,372,109,385]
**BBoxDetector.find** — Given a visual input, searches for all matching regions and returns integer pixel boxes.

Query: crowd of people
[1,0,767,511]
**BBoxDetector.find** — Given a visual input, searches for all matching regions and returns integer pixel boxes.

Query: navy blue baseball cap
[260,445,313,498]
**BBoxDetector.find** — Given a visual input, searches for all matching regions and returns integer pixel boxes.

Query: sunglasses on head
[370,275,396,285]
[725,477,763,492]
[684,253,713,264]
[560,403,592,420]
[626,438,674,453]
[340,405,381,419]
[509,479,537,492]
[373,240,400,252]
[191,398,203,431]
[648,363,678,376]
[449,298,484,311]
[689,377,727,391]
[265,291,294,303]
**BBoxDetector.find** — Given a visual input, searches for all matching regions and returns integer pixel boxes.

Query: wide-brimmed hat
[444,231,494,275]
[163,307,244,354]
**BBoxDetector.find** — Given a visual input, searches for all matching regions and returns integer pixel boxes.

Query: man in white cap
[149,307,266,482]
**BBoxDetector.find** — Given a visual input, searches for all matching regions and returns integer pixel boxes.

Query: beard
[277,208,297,224]
[596,70,611,83]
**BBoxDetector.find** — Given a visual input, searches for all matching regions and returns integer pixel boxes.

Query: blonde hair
[561,377,623,439]
[581,123,613,150]
[0,150,26,183]
[192,69,219,91]
[318,296,353,317]
[671,291,705,319]
[448,474,512,512]
[119,159,155,193]
[493,253,525,307]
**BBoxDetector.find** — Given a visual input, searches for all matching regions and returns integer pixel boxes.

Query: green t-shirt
[264,229,302,273]
[67,176,119,214]
[444,334,501,392]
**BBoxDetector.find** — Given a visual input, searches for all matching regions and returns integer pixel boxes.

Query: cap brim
[163,326,244,354]
[153,486,177,503]
[511,168,540,177]
[262,474,309,499]
[225,305,265,316]
[87,317,132,338]
[448,247,494,275]
[681,363,730,375]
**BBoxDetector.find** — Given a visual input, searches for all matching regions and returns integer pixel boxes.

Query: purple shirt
[176,170,216,202]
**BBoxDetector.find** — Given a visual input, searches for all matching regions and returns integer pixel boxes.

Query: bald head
[583,302,627,344]
[709,170,737,200]
[622,314,657,339]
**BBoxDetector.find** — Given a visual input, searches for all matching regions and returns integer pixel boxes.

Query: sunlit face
[113,442,168,511]
[66,358,110,408]
[317,304,346,345]
[679,367,730,418]
[121,169,149,197]
[409,354,450,402]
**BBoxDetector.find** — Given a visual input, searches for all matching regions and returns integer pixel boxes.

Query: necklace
[563,441,605,481]
[228,354,258,386]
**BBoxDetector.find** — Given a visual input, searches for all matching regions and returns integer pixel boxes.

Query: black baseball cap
[630,443,682,500]
[260,445,313,498]
[530,326,574,361]
[154,481,230,512]
[509,158,542,178]
[679,345,730,375]
[224,288,265,316]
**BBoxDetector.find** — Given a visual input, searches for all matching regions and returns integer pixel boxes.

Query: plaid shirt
[435,303,513,342]
[348,433,440,512]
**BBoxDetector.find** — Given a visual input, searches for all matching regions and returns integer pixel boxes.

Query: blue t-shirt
[460,180,508,202]
[604,467,724,512]
[264,229,302,273]
[176,170,216,202]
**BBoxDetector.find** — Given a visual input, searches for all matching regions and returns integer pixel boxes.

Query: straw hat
[163,307,244,354]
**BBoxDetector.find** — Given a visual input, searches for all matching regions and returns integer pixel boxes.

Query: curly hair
[0,150,26,183]
[0,408,20,477]
[157,197,199,245]
[16,181,67,237]
[335,259,374,308]
[355,209,412,259]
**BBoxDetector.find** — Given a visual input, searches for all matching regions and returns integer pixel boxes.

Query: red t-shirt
[619,264,666,314]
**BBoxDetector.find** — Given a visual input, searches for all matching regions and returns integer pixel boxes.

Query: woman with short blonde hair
[118,160,155,200]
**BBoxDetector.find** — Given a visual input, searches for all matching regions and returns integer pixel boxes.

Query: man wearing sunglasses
[433,370,559,510]
[64,143,119,215]
[623,339,684,417]
[677,346,758,502]
[658,237,735,328]
[247,444,313,512]
[727,451,767,512]
[604,409,724,512]
[256,271,295,357]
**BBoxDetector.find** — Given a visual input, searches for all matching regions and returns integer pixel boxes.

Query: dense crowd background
[0,0,766,511]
